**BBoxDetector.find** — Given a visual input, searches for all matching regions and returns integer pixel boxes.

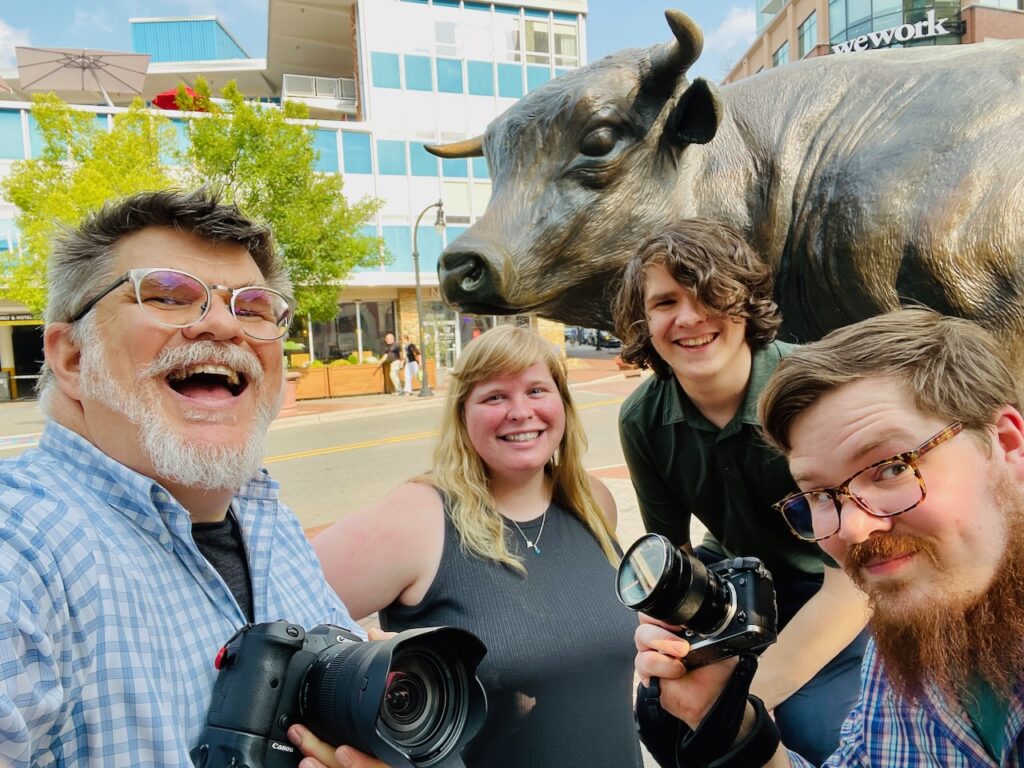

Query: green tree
[1,93,176,314]
[179,79,383,323]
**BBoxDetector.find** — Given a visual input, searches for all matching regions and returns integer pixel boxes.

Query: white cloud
[73,8,114,36]
[704,6,757,56]
[700,6,756,80]
[0,17,31,68]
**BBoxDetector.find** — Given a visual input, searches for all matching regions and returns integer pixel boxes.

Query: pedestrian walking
[381,331,402,394]
[401,333,420,394]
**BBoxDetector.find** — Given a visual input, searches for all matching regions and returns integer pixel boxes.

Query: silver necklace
[508,510,547,555]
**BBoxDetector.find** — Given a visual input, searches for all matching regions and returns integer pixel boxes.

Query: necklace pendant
[526,540,534,549]
[533,544,541,555]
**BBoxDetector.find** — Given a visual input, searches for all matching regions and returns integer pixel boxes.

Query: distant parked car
[594,330,620,349]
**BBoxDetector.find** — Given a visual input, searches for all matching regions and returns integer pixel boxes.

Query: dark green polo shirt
[618,340,827,585]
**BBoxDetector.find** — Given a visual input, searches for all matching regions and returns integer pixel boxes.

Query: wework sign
[832,9,963,54]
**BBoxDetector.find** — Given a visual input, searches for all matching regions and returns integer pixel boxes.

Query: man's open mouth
[676,332,718,349]
[167,364,248,399]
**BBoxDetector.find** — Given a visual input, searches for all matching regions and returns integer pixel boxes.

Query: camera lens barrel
[617,533,734,634]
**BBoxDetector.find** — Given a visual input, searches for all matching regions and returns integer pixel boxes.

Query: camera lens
[378,648,451,751]
[300,630,484,766]
[617,533,734,634]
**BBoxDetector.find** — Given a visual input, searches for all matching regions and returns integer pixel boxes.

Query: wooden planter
[294,367,329,400]
[327,364,387,397]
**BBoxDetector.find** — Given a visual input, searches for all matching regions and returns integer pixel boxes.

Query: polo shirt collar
[661,342,784,427]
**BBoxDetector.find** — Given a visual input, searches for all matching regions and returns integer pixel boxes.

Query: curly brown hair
[612,219,781,380]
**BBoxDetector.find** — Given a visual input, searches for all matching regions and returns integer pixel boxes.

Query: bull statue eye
[579,125,621,157]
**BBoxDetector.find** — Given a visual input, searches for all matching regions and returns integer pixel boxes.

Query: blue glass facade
[131,18,248,62]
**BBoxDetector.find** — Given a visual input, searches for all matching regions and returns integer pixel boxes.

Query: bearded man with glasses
[634,307,1024,767]
[0,189,390,768]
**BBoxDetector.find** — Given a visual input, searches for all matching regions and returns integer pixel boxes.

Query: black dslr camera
[191,621,487,768]
[616,534,777,668]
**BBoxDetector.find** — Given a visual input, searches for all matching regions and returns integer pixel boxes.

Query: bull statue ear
[665,77,722,146]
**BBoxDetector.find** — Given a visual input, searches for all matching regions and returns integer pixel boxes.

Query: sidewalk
[271,351,641,429]
[0,352,645,441]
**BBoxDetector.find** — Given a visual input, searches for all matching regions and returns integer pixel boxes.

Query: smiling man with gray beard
[0,189,387,768]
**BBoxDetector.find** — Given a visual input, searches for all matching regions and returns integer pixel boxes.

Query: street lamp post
[412,199,445,397]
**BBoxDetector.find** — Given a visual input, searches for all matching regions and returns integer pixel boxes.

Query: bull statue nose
[439,249,502,309]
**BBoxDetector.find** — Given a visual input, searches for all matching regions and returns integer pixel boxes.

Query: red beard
[848,472,1024,702]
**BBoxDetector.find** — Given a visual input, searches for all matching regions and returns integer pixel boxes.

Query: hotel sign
[831,10,964,54]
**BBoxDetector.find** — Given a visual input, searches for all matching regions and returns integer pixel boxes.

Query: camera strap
[635,653,780,768]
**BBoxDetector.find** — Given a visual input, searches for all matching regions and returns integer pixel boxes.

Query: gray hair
[38,188,290,406]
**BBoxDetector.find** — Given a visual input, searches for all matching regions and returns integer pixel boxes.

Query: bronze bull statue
[428,10,1024,368]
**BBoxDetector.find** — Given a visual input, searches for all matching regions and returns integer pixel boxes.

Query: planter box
[294,367,329,400]
[327,364,386,397]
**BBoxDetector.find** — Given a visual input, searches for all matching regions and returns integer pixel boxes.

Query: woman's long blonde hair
[428,324,620,573]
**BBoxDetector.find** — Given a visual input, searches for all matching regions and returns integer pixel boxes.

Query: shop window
[799,11,817,58]
[371,52,401,89]
[404,55,433,91]
[312,129,339,172]
[410,142,439,177]
[436,58,464,94]
[342,132,372,174]
[467,60,495,96]
[773,40,790,67]
[377,140,407,175]
[497,62,524,98]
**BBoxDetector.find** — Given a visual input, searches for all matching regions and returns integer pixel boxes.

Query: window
[494,10,522,63]
[497,62,524,98]
[409,142,439,177]
[435,21,458,57]
[312,129,338,172]
[467,60,495,96]
[526,66,551,92]
[436,58,463,93]
[773,40,790,67]
[553,23,579,67]
[376,140,407,175]
[471,156,489,180]
[524,19,550,65]
[441,157,468,178]
[370,52,401,89]
[341,132,372,174]
[799,12,817,58]
[404,55,433,91]
[0,111,25,160]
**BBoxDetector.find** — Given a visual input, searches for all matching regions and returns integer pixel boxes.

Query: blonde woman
[313,325,642,768]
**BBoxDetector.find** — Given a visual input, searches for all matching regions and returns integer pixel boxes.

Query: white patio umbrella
[15,47,150,107]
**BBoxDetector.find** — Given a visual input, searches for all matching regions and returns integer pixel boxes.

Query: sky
[0,1,756,83]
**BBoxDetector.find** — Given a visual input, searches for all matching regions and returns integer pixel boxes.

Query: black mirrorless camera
[191,621,487,768]
[616,533,778,668]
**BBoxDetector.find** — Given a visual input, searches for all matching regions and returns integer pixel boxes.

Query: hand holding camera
[617,534,782,767]
[191,621,487,768]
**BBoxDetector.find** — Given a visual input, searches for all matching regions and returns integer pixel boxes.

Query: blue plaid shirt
[0,422,362,767]
[790,640,1024,767]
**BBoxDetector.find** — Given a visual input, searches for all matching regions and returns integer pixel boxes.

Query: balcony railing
[282,74,357,110]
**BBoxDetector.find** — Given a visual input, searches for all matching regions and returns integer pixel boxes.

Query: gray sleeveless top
[381,498,642,768]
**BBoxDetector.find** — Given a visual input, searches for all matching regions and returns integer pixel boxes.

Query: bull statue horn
[648,9,704,78]
[425,135,484,159]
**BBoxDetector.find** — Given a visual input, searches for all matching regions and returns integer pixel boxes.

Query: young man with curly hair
[614,219,870,763]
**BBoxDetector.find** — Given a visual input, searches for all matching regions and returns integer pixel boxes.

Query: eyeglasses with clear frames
[68,267,294,341]
[773,422,964,543]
